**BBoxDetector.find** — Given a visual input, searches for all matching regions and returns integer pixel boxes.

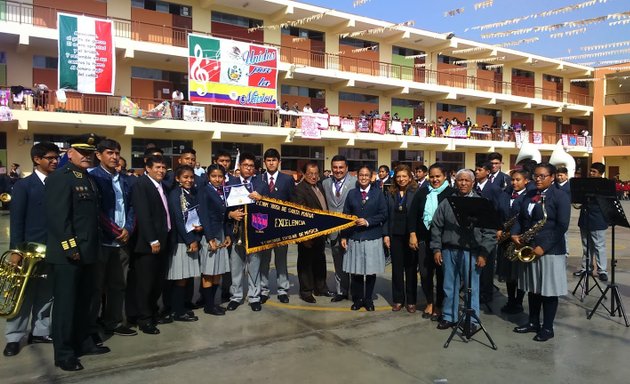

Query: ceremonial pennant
[244,197,357,254]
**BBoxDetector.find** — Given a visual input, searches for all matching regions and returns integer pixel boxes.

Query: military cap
[68,133,103,151]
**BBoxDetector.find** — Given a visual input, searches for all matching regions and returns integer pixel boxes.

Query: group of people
[2,135,611,372]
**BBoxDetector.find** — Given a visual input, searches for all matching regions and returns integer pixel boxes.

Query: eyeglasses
[241,163,255,169]
[533,174,551,180]
[42,156,59,162]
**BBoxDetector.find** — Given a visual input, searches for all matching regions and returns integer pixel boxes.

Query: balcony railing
[0,0,595,107]
[604,134,630,146]
[605,93,630,105]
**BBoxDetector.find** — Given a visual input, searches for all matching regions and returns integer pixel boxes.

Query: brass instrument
[498,213,519,244]
[0,242,46,318]
[0,193,11,203]
[506,196,547,263]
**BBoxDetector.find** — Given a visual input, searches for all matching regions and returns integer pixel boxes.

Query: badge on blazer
[72,171,83,178]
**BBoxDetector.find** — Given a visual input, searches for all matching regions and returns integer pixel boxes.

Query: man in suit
[47,134,109,371]
[322,155,356,302]
[127,155,170,335]
[555,167,571,195]
[415,165,428,189]
[292,161,331,303]
[163,147,205,191]
[251,148,294,304]
[487,152,511,191]
[89,139,137,337]
[3,142,59,357]
[225,152,264,312]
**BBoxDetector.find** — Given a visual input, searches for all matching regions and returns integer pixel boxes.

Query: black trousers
[297,241,329,296]
[351,274,376,304]
[390,234,418,305]
[126,252,165,326]
[480,246,497,300]
[418,241,444,308]
[51,262,98,362]
[90,246,130,332]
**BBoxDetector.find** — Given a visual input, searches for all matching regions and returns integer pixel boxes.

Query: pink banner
[340,118,356,133]
[301,116,321,139]
[372,119,386,134]
[533,132,543,144]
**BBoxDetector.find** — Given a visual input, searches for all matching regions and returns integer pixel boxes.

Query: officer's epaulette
[72,171,83,179]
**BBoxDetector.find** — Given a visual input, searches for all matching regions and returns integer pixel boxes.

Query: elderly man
[430,169,496,331]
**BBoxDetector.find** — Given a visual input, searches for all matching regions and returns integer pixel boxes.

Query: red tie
[511,192,518,199]
[361,191,367,200]
[217,186,224,198]
[269,176,275,192]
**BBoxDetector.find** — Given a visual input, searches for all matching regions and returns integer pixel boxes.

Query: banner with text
[244,197,357,254]
[187,34,278,109]
[58,13,115,94]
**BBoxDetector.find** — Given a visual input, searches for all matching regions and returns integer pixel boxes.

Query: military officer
[46,133,110,372]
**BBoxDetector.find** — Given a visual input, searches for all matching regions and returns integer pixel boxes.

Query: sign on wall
[58,13,115,95]
[187,34,278,110]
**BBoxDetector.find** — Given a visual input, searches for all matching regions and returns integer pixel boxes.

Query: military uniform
[46,135,103,369]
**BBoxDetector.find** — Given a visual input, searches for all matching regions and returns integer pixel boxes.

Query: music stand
[570,178,615,301]
[443,196,499,350]
[587,197,630,327]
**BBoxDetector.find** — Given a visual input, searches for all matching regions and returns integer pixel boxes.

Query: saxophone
[0,243,46,318]
[506,196,547,263]
[498,213,519,244]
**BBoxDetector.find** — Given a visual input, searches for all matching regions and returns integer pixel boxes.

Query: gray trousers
[230,244,261,303]
[260,245,289,296]
[329,237,350,296]
[5,276,53,343]
[90,246,130,331]
[580,228,607,274]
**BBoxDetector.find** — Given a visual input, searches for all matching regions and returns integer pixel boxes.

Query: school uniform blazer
[256,171,295,201]
[384,187,417,237]
[167,186,202,247]
[292,180,328,247]
[498,190,527,229]
[89,166,135,244]
[408,185,456,242]
[511,186,570,256]
[477,180,503,211]
[490,171,511,190]
[9,173,47,248]
[322,174,357,241]
[198,183,232,241]
[163,169,206,192]
[341,186,387,241]
[131,174,170,254]
[555,180,571,195]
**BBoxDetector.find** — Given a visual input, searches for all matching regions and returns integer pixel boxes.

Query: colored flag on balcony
[58,13,115,95]
[187,34,278,110]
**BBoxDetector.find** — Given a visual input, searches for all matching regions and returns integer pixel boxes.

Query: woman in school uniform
[340,165,388,311]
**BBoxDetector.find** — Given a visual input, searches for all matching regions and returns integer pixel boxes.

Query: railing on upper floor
[604,134,630,146]
[0,0,593,106]
[605,93,630,105]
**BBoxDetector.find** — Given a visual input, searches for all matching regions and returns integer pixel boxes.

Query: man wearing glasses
[487,152,511,191]
[3,142,59,357]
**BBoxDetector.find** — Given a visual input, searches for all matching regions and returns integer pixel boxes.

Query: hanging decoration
[480,15,609,39]
[248,11,328,32]
[495,37,539,47]
[453,56,505,65]
[339,20,414,38]
[353,0,371,7]
[485,64,504,69]
[351,46,378,53]
[609,19,630,26]
[570,78,601,82]
[581,40,630,51]
[578,59,630,66]
[474,1,494,10]
[557,47,630,61]
[550,27,587,38]
[444,8,465,17]
[452,47,491,54]
[404,54,427,59]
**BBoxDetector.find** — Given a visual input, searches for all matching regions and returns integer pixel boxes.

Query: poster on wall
[187,34,278,110]
[183,105,206,122]
[301,116,321,139]
[58,13,115,95]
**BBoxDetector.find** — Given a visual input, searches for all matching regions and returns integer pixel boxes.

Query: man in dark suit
[46,134,109,371]
[292,161,331,303]
[3,142,59,357]
[554,166,571,195]
[89,139,137,337]
[415,165,428,189]
[487,152,511,191]
[127,155,170,335]
[251,148,295,304]
[163,147,205,191]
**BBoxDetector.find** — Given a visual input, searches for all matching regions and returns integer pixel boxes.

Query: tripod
[571,221,603,301]
[587,198,630,327]
[444,250,497,349]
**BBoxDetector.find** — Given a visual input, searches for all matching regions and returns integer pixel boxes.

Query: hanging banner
[301,115,321,139]
[390,121,403,134]
[58,13,115,95]
[119,97,172,120]
[183,105,206,122]
[373,119,387,134]
[244,197,357,254]
[533,132,543,144]
[187,34,278,110]
[340,118,356,132]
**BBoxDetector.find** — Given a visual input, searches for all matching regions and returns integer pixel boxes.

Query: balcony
[605,93,630,106]
[605,134,630,146]
[0,1,594,107]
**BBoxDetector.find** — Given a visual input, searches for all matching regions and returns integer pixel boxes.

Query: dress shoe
[91,333,104,347]
[3,342,20,357]
[599,273,609,282]
[513,322,541,334]
[421,312,432,319]
[157,314,173,324]
[250,302,262,312]
[437,320,456,330]
[28,334,53,344]
[364,302,375,311]
[406,304,417,313]
[204,306,226,316]
[277,294,289,303]
[314,290,334,297]
[107,326,137,336]
[226,301,241,311]
[260,295,269,304]
[80,345,111,356]
[350,301,363,311]
[331,294,347,302]
[391,303,403,312]
[55,358,84,372]
[430,313,441,322]
[139,324,160,335]
[533,328,554,342]
[221,295,231,304]
[300,295,316,303]
[174,313,199,322]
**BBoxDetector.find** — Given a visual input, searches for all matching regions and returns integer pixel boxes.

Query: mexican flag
[58,13,115,95]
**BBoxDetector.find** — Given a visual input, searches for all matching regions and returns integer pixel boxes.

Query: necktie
[511,192,519,199]
[43,176,47,185]
[157,184,171,231]
[217,186,224,198]
[361,191,367,200]
[335,180,342,197]
[269,176,275,192]
[475,186,482,194]
[489,174,495,183]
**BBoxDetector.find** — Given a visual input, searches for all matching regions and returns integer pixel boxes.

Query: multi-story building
[0,0,596,175]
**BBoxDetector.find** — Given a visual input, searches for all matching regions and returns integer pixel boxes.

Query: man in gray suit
[322,155,356,302]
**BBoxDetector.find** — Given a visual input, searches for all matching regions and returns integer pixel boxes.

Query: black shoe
[195,298,205,308]
[533,328,554,342]
[277,294,289,303]
[157,314,174,324]
[28,334,53,344]
[56,358,84,371]
[204,306,226,316]
[513,322,541,334]
[226,301,240,311]
[91,333,104,347]
[314,290,334,297]
[185,301,202,310]
[221,295,231,304]
[364,302,375,312]
[599,273,608,282]
[250,302,262,312]
[105,326,138,336]
[300,295,316,303]
[437,320,456,330]
[175,313,199,322]
[80,345,111,356]
[260,295,269,304]
[3,342,20,357]
[421,312,432,319]
[350,301,362,311]
[139,324,160,335]
[331,294,347,302]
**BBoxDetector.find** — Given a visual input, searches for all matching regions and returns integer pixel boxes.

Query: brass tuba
[506,196,547,263]
[0,193,11,203]
[0,242,46,318]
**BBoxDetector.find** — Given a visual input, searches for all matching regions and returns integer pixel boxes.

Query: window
[338,148,378,172]
[131,138,193,169]
[33,56,58,69]
[281,27,324,42]
[438,55,464,66]
[392,46,424,57]
[132,0,192,17]
[339,37,378,51]
[512,68,534,78]
[212,142,263,170]
[211,11,263,29]
[544,74,562,83]
[437,103,466,114]
[281,86,325,99]
[391,150,424,170]
[435,151,465,174]
[339,92,378,104]
[280,145,324,174]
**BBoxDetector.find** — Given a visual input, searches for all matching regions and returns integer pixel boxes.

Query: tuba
[505,197,547,263]
[0,242,46,318]
[515,143,542,165]
[549,140,576,178]
[0,193,11,203]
